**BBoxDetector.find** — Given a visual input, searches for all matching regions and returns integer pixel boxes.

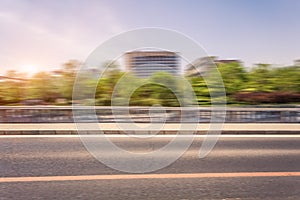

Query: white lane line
[0,134,300,138]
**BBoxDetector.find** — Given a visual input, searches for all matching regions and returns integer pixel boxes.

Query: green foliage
[0,59,299,106]
[189,76,211,105]
[96,71,180,107]
[59,60,80,101]
[26,72,59,102]
[187,62,300,105]
[130,83,179,107]
[245,64,276,92]
[217,62,248,94]
[272,66,300,92]
[95,70,125,106]
[0,70,25,104]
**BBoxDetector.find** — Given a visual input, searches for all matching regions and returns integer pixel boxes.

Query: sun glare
[20,65,38,75]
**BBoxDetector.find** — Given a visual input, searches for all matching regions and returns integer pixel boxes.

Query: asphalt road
[1,135,300,199]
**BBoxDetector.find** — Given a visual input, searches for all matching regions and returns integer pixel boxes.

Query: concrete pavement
[0,123,299,134]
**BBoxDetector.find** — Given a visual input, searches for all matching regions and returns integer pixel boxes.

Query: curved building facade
[124,51,180,77]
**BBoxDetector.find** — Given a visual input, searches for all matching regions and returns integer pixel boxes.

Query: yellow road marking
[1,172,300,183]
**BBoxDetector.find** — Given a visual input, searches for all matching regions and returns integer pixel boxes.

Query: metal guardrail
[0,106,298,123]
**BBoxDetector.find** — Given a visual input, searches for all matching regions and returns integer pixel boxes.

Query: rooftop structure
[185,56,242,77]
[294,59,300,66]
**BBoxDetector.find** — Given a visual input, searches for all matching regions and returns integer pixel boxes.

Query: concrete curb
[0,123,299,135]
[0,130,299,135]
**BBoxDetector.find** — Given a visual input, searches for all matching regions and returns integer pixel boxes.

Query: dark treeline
[0,60,299,106]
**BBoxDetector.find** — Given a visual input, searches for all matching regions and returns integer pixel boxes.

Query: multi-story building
[124,51,180,77]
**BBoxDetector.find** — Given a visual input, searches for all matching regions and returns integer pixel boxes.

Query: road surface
[1,135,300,199]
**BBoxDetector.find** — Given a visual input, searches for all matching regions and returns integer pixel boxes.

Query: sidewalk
[0,123,299,135]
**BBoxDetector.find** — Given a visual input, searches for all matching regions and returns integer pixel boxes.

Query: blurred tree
[0,70,25,104]
[95,63,124,106]
[189,76,211,105]
[245,64,276,92]
[129,83,162,106]
[272,66,300,92]
[59,60,81,103]
[26,72,59,102]
[0,58,299,106]
[148,72,180,106]
[217,62,248,95]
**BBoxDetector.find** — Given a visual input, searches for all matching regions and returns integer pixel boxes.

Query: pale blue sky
[0,0,300,74]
